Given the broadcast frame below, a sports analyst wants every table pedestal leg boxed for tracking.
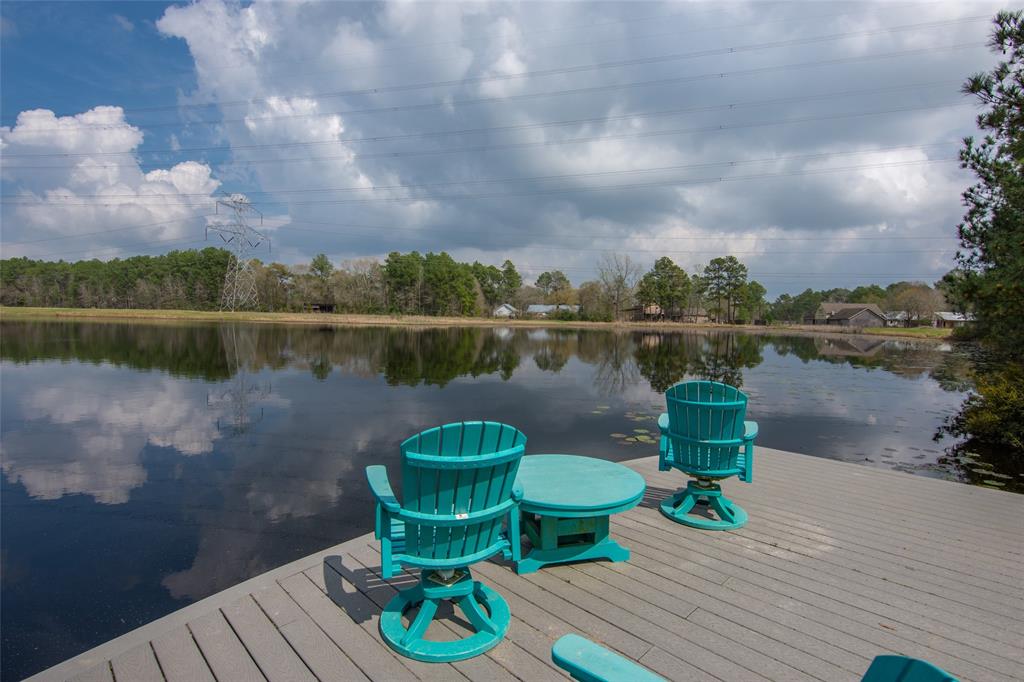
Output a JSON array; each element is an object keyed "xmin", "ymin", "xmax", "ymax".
[{"xmin": 515, "ymin": 513, "xmax": 630, "ymax": 575}]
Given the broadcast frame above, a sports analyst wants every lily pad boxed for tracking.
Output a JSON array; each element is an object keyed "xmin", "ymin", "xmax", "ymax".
[
  {"xmin": 610, "ymin": 433, "xmax": 628, "ymax": 438},
  {"xmin": 633, "ymin": 428, "xmax": 650, "ymax": 434}
]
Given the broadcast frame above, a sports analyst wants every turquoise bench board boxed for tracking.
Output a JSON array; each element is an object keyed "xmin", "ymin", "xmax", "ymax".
[
  {"xmin": 367, "ymin": 421, "xmax": 526, "ymax": 662},
  {"xmin": 513, "ymin": 455, "xmax": 645, "ymax": 574},
  {"xmin": 552, "ymin": 634, "xmax": 666, "ymax": 682},
  {"xmin": 552, "ymin": 635, "xmax": 958, "ymax": 682}
]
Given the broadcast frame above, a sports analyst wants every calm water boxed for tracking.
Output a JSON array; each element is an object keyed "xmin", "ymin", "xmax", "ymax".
[{"xmin": 0, "ymin": 320, "xmax": 1002, "ymax": 678}]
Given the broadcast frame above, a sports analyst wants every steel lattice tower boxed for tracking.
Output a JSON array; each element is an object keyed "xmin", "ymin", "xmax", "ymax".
[{"xmin": 208, "ymin": 194, "xmax": 269, "ymax": 311}]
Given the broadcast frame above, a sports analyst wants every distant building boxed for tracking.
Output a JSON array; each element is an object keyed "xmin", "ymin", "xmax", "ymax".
[
  {"xmin": 624, "ymin": 304, "xmax": 710, "ymax": 323},
  {"xmin": 933, "ymin": 311, "xmax": 975, "ymax": 328},
  {"xmin": 492, "ymin": 303, "xmax": 518, "ymax": 318},
  {"xmin": 885, "ymin": 310, "xmax": 932, "ymax": 328},
  {"xmin": 525, "ymin": 304, "xmax": 579, "ymax": 318},
  {"xmin": 885, "ymin": 310, "xmax": 909, "ymax": 327},
  {"xmin": 809, "ymin": 303, "xmax": 887, "ymax": 328}
]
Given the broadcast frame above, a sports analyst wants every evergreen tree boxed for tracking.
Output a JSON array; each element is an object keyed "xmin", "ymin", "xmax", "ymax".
[{"xmin": 943, "ymin": 10, "xmax": 1024, "ymax": 359}]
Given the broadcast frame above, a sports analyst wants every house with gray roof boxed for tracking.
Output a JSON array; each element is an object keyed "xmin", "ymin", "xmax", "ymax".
[{"xmin": 808, "ymin": 302, "xmax": 887, "ymax": 328}]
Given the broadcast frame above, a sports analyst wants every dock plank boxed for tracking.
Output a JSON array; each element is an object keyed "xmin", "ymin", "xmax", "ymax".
[
  {"xmin": 151, "ymin": 628, "xmax": 215, "ymax": 682},
  {"xmin": 110, "ymin": 643, "xmax": 163, "ymax": 682},
  {"xmin": 29, "ymin": 449, "xmax": 1024, "ymax": 682},
  {"xmin": 250, "ymin": 583, "xmax": 369, "ymax": 682},
  {"xmin": 188, "ymin": 610, "xmax": 266, "ymax": 682},
  {"xmin": 278, "ymin": 571, "xmax": 418, "ymax": 682},
  {"xmin": 221, "ymin": 595, "xmax": 316, "ymax": 682},
  {"xmin": 68, "ymin": 663, "xmax": 113, "ymax": 682}
]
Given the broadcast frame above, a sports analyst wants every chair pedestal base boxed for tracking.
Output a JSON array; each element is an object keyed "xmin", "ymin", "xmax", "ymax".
[
  {"xmin": 379, "ymin": 569, "xmax": 510, "ymax": 662},
  {"xmin": 660, "ymin": 479, "xmax": 748, "ymax": 530}
]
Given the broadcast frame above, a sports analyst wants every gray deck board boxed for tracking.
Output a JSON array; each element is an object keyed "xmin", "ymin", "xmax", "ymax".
[
  {"xmin": 615, "ymin": 514, "xmax": 1024, "ymax": 653},
  {"xmin": 109, "ymin": 644, "xmax": 163, "ymax": 682},
  {"xmin": 150, "ymin": 629, "xmax": 215, "ymax": 682},
  {"xmin": 29, "ymin": 448, "xmax": 1024, "ymax": 682}
]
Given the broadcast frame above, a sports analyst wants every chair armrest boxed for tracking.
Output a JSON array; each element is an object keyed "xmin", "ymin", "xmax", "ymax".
[
  {"xmin": 657, "ymin": 412, "xmax": 669, "ymax": 433},
  {"xmin": 743, "ymin": 420, "xmax": 758, "ymax": 441},
  {"xmin": 365, "ymin": 465, "xmax": 400, "ymax": 512},
  {"xmin": 552, "ymin": 634, "xmax": 666, "ymax": 682},
  {"xmin": 512, "ymin": 480, "xmax": 524, "ymax": 502}
]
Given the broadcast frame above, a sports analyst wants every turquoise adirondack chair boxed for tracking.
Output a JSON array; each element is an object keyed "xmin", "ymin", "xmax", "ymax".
[
  {"xmin": 552, "ymin": 636, "xmax": 958, "ymax": 682},
  {"xmin": 366, "ymin": 421, "xmax": 526, "ymax": 662},
  {"xmin": 657, "ymin": 380, "xmax": 757, "ymax": 530},
  {"xmin": 861, "ymin": 655, "xmax": 958, "ymax": 682}
]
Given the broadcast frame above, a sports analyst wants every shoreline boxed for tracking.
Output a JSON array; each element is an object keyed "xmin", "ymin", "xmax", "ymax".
[{"xmin": 0, "ymin": 306, "xmax": 953, "ymax": 342}]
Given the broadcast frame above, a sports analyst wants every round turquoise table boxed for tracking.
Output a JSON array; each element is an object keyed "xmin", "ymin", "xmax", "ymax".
[{"xmin": 513, "ymin": 454, "xmax": 646, "ymax": 575}]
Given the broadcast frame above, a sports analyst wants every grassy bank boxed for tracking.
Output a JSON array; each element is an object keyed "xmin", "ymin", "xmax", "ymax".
[{"xmin": 0, "ymin": 307, "xmax": 953, "ymax": 340}]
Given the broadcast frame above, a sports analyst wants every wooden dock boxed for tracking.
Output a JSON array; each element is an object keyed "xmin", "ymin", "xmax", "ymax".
[{"xmin": 29, "ymin": 448, "xmax": 1024, "ymax": 682}]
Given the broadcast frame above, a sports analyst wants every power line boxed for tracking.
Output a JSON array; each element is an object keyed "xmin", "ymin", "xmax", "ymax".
[
  {"xmin": 1, "ymin": 80, "xmax": 961, "ymax": 159},
  {"xmin": 1, "ymin": 156, "xmax": 962, "ymax": 210},
  {"xmin": 274, "ymin": 225, "xmax": 956, "ymax": 256},
  {"xmin": 178, "ymin": 6, "xmax": 858, "ymax": 82},
  {"xmin": 160, "ymin": 11, "xmax": 972, "ymax": 104},
  {"xmin": 4, "ymin": 142, "xmax": 959, "ymax": 199},
  {"xmin": 0, "ymin": 215, "xmax": 212, "ymax": 245},
  {"xmin": 5, "ymin": 237, "xmax": 210, "ymax": 260},
  {"xmin": 3, "ymin": 41, "xmax": 983, "ymax": 134},
  {"xmin": 2, "ymin": 100, "xmax": 970, "ymax": 173},
  {"xmin": 281, "ymin": 219, "xmax": 959, "ymax": 243},
  {"xmin": 189, "ymin": 2, "xmax": 821, "ymax": 75}
]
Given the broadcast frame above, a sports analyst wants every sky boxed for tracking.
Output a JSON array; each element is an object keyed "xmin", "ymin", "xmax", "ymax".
[{"xmin": 0, "ymin": 0, "xmax": 1006, "ymax": 296}]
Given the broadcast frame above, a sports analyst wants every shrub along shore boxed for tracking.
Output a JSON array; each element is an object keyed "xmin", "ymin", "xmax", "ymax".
[{"xmin": 0, "ymin": 306, "xmax": 953, "ymax": 341}]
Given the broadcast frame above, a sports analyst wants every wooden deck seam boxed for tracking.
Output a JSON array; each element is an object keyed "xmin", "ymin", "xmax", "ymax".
[
  {"xmin": 722, "ymin": 520, "xmax": 1024, "ymax": 623},
  {"xmin": 181, "ymin": 624, "xmax": 216, "ymax": 682},
  {"xmin": 216, "ymin": 604, "xmax": 273, "ymax": 681},
  {"xmin": 615, "ymin": 521, "xmax": 1024, "ymax": 673},
  {"xmin": 731, "ymin": 490, "xmax": 1024, "ymax": 565},
  {"xmin": 724, "ymin": 503, "xmax": 1024, "ymax": 593},
  {"xmin": 554, "ymin": 564, "xmax": 842, "ymax": 682},
  {"xmin": 587, "ymin": 557, "xmax": 876, "ymax": 676},
  {"xmin": 616, "ymin": 511, "xmax": 1024, "ymax": 642},
  {"xmin": 639, "ymin": 470, "xmax": 1024, "ymax": 575},
  {"xmin": 632, "ymin": 450, "xmax": 1022, "ymax": 531},
  {"xmin": 729, "ymin": 483, "xmax": 1024, "ymax": 568},
  {"xmin": 641, "ymin": 464, "xmax": 1023, "ymax": 546},
  {"xmin": 727, "ymin": 464, "xmax": 1023, "ymax": 538},
  {"xmin": 619, "ymin": 528, "xmax": 1021, "ymax": 680},
  {"xmin": 146, "ymin": 642, "xmax": 167, "ymax": 682},
  {"xmin": 537, "ymin": 565, "xmax": 774, "ymax": 681}
]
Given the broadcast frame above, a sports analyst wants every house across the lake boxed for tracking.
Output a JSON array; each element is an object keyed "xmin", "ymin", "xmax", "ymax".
[
  {"xmin": 933, "ymin": 311, "xmax": 975, "ymax": 328},
  {"xmin": 525, "ymin": 304, "xmax": 579, "ymax": 318},
  {"xmin": 808, "ymin": 303, "xmax": 887, "ymax": 328},
  {"xmin": 492, "ymin": 303, "xmax": 518, "ymax": 318},
  {"xmin": 624, "ymin": 304, "xmax": 710, "ymax": 323}
]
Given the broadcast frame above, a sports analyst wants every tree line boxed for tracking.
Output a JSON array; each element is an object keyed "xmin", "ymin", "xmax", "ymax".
[{"xmin": 1, "ymin": 247, "xmax": 954, "ymax": 325}]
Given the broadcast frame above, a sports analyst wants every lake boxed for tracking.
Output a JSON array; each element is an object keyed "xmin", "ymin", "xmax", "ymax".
[{"xmin": 0, "ymin": 319, "xmax": 1001, "ymax": 679}]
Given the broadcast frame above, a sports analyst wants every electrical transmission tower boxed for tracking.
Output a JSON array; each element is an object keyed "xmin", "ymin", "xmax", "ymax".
[{"xmin": 207, "ymin": 194, "xmax": 269, "ymax": 311}]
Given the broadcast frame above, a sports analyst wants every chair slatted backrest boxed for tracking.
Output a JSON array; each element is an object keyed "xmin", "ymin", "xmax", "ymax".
[
  {"xmin": 665, "ymin": 381, "xmax": 748, "ymax": 474},
  {"xmin": 400, "ymin": 421, "xmax": 525, "ymax": 562}
]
